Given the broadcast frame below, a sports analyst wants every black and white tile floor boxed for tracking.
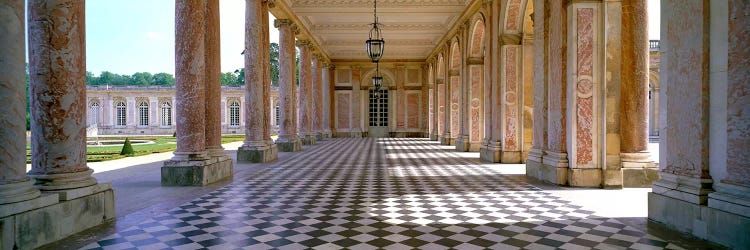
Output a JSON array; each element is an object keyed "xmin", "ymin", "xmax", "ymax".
[{"xmin": 82, "ymin": 138, "xmax": 687, "ymax": 250}]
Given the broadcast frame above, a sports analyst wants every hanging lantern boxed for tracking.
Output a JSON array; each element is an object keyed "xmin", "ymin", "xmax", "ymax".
[
  {"xmin": 372, "ymin": 63, "xmax": 383, "ymax": 90},
  {"xmin": 365, "ymin": 0, "xmax": 384, "ymax": 62}
]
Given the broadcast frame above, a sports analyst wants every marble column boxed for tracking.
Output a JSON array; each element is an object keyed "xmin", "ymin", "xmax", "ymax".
[
  {"xmin": 540, "ymin": 0, "xmax": 569, "ymax": 185},
  {"xmin": 312, "ymin": 54, "xmax": 324, "ymax": 141},
  {"xmin": 440, "ymin": 45, "xmax": 453, "ymax": 145},
  {"xmin": 204, "ymin": 0, "xmax": 225, "ymax": 158},
  {"xmin": 27, "ymin": 0, "xmax": 97, "ymax": 190},
  {"xmin": 274, "ymin": 19, "xmax": 302, "ymax": 151},
  {"xmin": 0, "ymin": 0, "xmax": 41, "ymax": 204},
  {"xmin": 297, "ymin": 40, "xmax": 316, "ymax": 145},
  {"xmin": 456, "ymin": 22, "xmax": 471, "ymax": 152},
  {"xmin": 261, "ymin": 1, "xmax": 274, "ymax": 146},
  {"xmin": 237, "ymin": 0, "xmax": 278, "ymax": 162},
  {"xmin": 526, "ymin": 0, "xmax": 548, "ymax": 177},
  {"xmin": 162, "ymin": 0, "xmax": 233, "ymax": 186},
  {"xmin": 707, "ymin": 0, "xmax": 750, "ymax": 243},
  {"xmin": 618, "ymin": 0, "xmax": 657, "ymax": 186},
  {"xmin": 350, "ymin": 66, "xmax": 363, "ymax": 137},
  {"xmin": 322, "ymin": 63, "xmax": 332, "ymax": 138}
]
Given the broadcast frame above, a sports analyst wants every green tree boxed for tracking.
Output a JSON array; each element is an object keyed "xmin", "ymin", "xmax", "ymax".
[
  {"xmin": 130, "ymin": 72, "xmax": 153, "ymax": 85},
  {"xmin": 152, "ymin": 73, "xmax": 175, "ymax": 85},
  {"xmin": 98, "ymin": 71, "xmax": 115, "ymax": 85},
  {"xmin": 233, "ymin": 68, "xmax": 245, "ymax": 86},
  {"xmin": 270, "ymin": 42, "xmax": 279, "ymax": 86},
  {"xmin": 220, "ymin": 71, "xmax": 238, "ymax": 86},
  {"xmin": 86, "ymin": 71, "xmax": 98, "ymax": 85},
  {"xmin": 120, "ymin": 138, "xmax": 134, "ymax": 156}
]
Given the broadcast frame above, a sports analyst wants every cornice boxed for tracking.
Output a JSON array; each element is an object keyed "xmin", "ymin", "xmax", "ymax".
[{"xmin": 290, "ymin": 0, "xmax": 466, "ymax": 7}]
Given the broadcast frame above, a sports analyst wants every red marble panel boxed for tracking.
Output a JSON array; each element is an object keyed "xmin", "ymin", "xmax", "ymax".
[
  {"xmin": 505, "ymin": 0, "xmax": 522, "ymax": 31},
  {"xmin": 725, "ymin": 0, "xmax": 750, "ymax": 186},
  {"xmin": 438, "ymin": 85, "xmax": 445, "ymax": 134},
  {"xmin": 450, "ymin": 76, "xmax": 460, "ymax": 136},
  {"xmin": 407, "ymin": 93, "xmax": 419, "ymax": 128},
  {"xmin": 504, "ymin": 47, "xmax": 519, "ymax": 151},
  {"xmin": 429, "ymin": 91, "xmax": 434, "ymax": 133},
  {"xmin": 337, "ymin": 92, "xmax": 350, "ymax": 129},
  {"xmin": 471, "ymin": 22, "xmax": 485, "ymax": 57},
  {"xmin": 470, "ymin": 65, "xmax": 482, "ymax": 143},
  {"xmin": 397, "ymin": 92, "xmax": 405, "ymax": 128},
  {"xmin": 575, "ymin": 8, "xmax": 594, "ymax": 165}
]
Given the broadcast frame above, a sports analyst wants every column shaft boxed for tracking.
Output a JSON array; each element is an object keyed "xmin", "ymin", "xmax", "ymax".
[
  {"xmin": 0, "ymin": 0, "xmax": 41, "ymax": 203},
  {"xmin": 205, "ymin": 0, "xmax": 224, "ymax": 156},
  {"xmin": 173, "ymin": 0, "xmax": 207, "ymax": 159},
  {"xmin": 243, "ymin": 0, "xmax": 265, "ymax": 145},
  {"xmin": 322, "ymin": 64, "xmax": 331, "ymax": 138},
  {"xmin": 312, "ymin": 56, "xmax": 323, "ymax": 140},
  {"xmin": 274, "ymin": 19, "xmax": 302, "ymax": 151},
  {"xmin": 620, "ymin": 0, "xmax": 649, "ymax": 153},
  {"xmin": 261, "ymin": 2, "xmax": 272, "ymax": 143},
  {"xmin": 297, "ymin": 41, "xmax": 315, "ymax": 144},
  {"xmin": 28, "ymin": 0, "xmax": 97, "ymax": 190}
]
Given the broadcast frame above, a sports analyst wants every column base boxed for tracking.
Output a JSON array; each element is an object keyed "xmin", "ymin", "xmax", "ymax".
[
  {"xmin": 652, "ymin": 172, "xmax": 713, "ymax": 204},
  {"xmin": 500, "ymin": 151, "xmax": 522, "ymax": 163},
  {"xmin": 568, "ymin": 168, "xmax": 602, "ymax": 187},
  {"xmin": 455, "ymin": 135, "xmax": 470, "ymax": 152},
  {"xmin": 315, "ymin": 132, "xmax": 324, "ymax": 141},
  {"xmin": 525, "ymin": 148, "xmax": 544, "ymax": 179},
  {"xmin": 300, "ymin": 134, "xmax": 317, "ymax": 145},
  {"xmin": 649, "ymin": 191, "xmax": 750, "ymax": 249},
  {"xmin": 28, "ymin": 169, "xmax": 98, "ymax": 191},
  {"xmin": 323, "ymin": 129, "xmax": 332, "ymax": 139},
  {"xmin": 161, "ymin": 156, "xmax": 234, "ymax": 186},
  {"xmin": 275, "ymin": 136, "xmax": 302, "ymax": 152},
  {"xmin": 0, "ymin": 179, "xmax": 41, "ymax": 204},
  {"xmin": 1, "ymin": 184, "xmax": 114, "ymax": 250},
  {"xmin": 439, "ymin": 134, "xmax": 454, "ymax": 145},
  {"xmin": 480, "ymin": 142, "xmax": 501, "ymax": 163},
  {"xmin": 430, "ymin": 133, "xmax": 438, "ymax": 141},
  {"xmin": 539, "ymin": 151, "xmax": 569, "ymax": 185},
  {"xmin": 237, "ymin": 143, "xmax": 278, "ymax": 163},
  {"xmin": 351, "ymin": 129, "xmax": 362, "ymax": 138},
  {"xmin": 621, "ymin": 152, "xmax": 659, "ymax": 187}
]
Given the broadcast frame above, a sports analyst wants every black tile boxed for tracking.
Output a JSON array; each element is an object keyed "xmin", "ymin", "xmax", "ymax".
[
  {"xmin": 502, "ymin": 238, "xmax": 532, "ymax": 248},
  {"xmin": 569, "ymin": 238, "xmax": 600, "ymax": 247},
  {"xmin": 197, "ymin": 238, "xmax": 227, "ymax": 247}
]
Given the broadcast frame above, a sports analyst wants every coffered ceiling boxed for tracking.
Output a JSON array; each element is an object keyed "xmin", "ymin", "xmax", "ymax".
[{"xmin": 283, "ymin": 0, "xmax": 471, "ymax": 61}]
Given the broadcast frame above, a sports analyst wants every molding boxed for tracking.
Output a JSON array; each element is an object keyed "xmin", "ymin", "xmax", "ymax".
[
  {"xmin": 290, "ymin": 0, "xmax": 466, "ymax": 7},
  {"xmin": 313, "ymin": 24, "xmax": 446, "ymax": 31}
]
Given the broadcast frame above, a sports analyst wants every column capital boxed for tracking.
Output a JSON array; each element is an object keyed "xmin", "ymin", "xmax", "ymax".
[
  {"xmin": 499, "ymin": 33, "xmax": 522, "ymax": 46},
  {"xmin": 482, "ymin": 0, "xmax": 493, "ymax": 8},
  {"xmin": 274, "ymin": 19, "xmax": 293, "ymax": 28},
  {"xmin": 296, "ymin": 39, "xmax": 311, "ymax": 48},
  {"xmin": 264, "ymin": 0, "xmax": 276, "ymax": 8}
]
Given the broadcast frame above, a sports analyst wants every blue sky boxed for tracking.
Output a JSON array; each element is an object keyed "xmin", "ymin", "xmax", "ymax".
[{"xmin": 28, "ymin": 0, "xmax": 660, "ymax": 76}]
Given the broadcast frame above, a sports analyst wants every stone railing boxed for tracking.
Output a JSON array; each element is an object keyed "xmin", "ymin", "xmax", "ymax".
[{"xmin": 649, "ymin": 40, "xmax": 660, "ymax": 50}]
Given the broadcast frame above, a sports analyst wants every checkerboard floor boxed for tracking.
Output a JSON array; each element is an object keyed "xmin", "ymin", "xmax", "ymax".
[{"xmin": 81, "ymin": 138, "xmax": 688, "ymax": 250}]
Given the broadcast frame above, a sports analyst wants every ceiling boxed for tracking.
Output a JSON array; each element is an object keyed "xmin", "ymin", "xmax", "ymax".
[{"xmin": 283, "ymin": 0, "xmax": 471, "ymax": 61}]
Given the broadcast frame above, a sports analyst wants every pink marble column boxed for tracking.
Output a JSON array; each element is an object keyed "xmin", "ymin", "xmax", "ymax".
[
  {"xmin": 274, "ymin": 19, "xmax": 302, "ymax": 151},
  {"xmin": 243, "ymin": 0, "xmax": 268, "ymax": 146},
  {"xmin": 651, "ymin": 0, "xmax": 712, "ymax": 204},
  {"xmin": 0, "ymin": 0, "xmax": 41, "ymax": 203},
  {"xmin": 261, "ymin": 1, "xmax": 273, "ymax": 145},
  {"xmin": 297, "ymin": 40, "xmax": 315, "ymax": 145},
  {"xmin": 351, "ymin": 67, "xmax": 363, "ymax": 137},
  {"xmin": 204, "ymin": 0, "xmax": 224, "ymax": 157},
  {"xmin": 238, "ymin": 0, "xmax": 278, "ymax": 161},
  {"xmin": 312, "ymin": 55, "xmax": 324, "ymax": 140},
  {"xmin": 541, "ymin": 0, "xmax": 569, "ymax": 185},
  {"xmin": 27, "ymin": 0, "xmax": 97, "ymax": 190},
  {"xmin": 620, "ymin": 0, "xmax": 651, "ymax": 163},
  {"xmin": 322, "ymin": 63, "xmax": 332, "ymax": 138},
  {"xmin": 172, "ymin": 0, "xmax": 207, "ymax": 160},
  {"xmin": 526, "ymin": 0, "xmax": 548, "ymax": 176}
]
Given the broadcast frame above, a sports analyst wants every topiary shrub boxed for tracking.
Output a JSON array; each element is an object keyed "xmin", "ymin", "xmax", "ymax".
[{"xmin": 120, "ymin": 137, "xmax": 135, "ymax": 156}]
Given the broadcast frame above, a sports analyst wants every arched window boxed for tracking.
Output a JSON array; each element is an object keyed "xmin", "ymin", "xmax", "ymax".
[
  {"xmin": 161, "ymin": 102, "xmax": 172, "ymax": 126},
  {"xmin": 115, "ymin": 101, "xmax": 126, "ymax": 126},
  {"xmin": 138, "ymin": 101, "xmax": 149, "ymax": 127},
  {"xmin": 229, "ymin": 101, "xmax": 240, "ymax": 127},
  {"xmin": 90, "ymin": 102, "xmax": 99, "ymax": 126}
]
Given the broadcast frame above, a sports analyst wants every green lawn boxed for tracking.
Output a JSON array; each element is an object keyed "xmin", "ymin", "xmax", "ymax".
[{"xmin": 26, "ymin": 135, "xmax": 246, "ymax": 163}]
